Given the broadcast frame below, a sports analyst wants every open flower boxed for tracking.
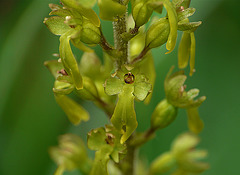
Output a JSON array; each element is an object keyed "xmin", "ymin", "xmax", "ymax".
[
  {"xmin": 104, "ymin": 66, "xmax": 151, "ymax": 143},
  {"xmin": 49, "ymin": 134, "xmax": 92, "ymax": 175},
  {"xmin": 164, "ymin": 67, "xmax": 206, "ymax": 134}
]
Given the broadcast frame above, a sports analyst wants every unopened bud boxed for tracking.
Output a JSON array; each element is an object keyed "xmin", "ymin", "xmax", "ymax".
[
  {"xmin": 151, "ymin": 99, "xmax": 178, "ymax": 130},
  {"xmin": 132, "ymin": 1, "xmax": 153, "ymax": 27},
  {"xmin": 80, "ymin": 21, "xmax": 101, "ymax": 44},
  {"xmin": 145, "ymin": 18, "xmax": 170, "ymax": 49}
]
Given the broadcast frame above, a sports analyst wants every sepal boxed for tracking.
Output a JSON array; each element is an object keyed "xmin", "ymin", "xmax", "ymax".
[
  {"xmin": 54, "ymin": 94, "xmax": 89, "ymax": 125},
  {"xmin": 43, "ymin": 16, "xmax": 71, "ymax": 35}
]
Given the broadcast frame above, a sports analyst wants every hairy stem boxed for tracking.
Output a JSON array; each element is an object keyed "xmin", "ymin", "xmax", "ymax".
[{"xmin": 113, "ymin": 0, "xmax": 128, "ymax": 68}]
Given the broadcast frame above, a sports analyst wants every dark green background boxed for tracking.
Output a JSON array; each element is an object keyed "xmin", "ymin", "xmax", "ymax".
[{"xmin": 0, "ymin": 0, "xmax": 239, "ymax": 175}]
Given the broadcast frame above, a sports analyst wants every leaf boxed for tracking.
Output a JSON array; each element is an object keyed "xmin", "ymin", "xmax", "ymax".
[
  {"xmin": 186, "ymin": 107, "xmax": 204, "ymax": 134},
  {"xmin": 44, "ymin": 60, "xmax": 64, "ymax": 79},
  {"xmin": 98, "ymin": 0, "xmax": 126, "ymax": 21},
  {"xmin": 178, "ymin": 32, "xmax": 191, "ymax": 69},
  {"xmin": 54, "ymin": 94, "xmax": 89, "ymax": 125},
  {"xmin": 111, "ymin": 85, "xmax": 138, "ymax": 144},
  {"xmin": 164, "ymin": 0, "xmax": 178, "ymax": 54},
  {"xmin": 43, "ymin": 16, "xmax": 71, "ymax": 35},
  {"xmin": 60, "ymin": 32, "xmax": 83, "ymax": 89}
]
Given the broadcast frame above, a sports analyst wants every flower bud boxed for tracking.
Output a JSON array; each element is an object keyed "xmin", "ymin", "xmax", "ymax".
[
  {"xmin": 151, "ymin": 99, "xmax": 178, "ymax": 130},
  {"xmin": 145, "ymin": 18, "xmax": 170, "ymax": 49},
  {"xmin": 80, "ymin": 20, "xmax": 101, "ymax": 44},
  {"xmin": 132, "ymin": 0, "xmax": 153, "ymax": 27},
  {"xmin": 98, "ymin": 0, "xmax": 126, "ymax": 21}
]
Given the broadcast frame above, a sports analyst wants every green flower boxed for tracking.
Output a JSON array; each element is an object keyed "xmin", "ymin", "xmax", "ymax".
[
  {"xmin": 87, "ymin": 125, "xmax": 127, "ymax": 175},
  {"xmin": 149, "ymin": 132, "xmax": 209, "ymax": 175},
  {"xmin": 49, "ymin": 134, "xmax": 92, "ymax": 175},
  {"xmin": 104, "ymin": 67, "xmax": 151, "ymax": 143},
  {"xmin": 44, "ymin": 59, "xmax": 90, "ymax": 125},
  {"xmin": 164, "ymin": 67, "xmax": 206, "ymax": 134}
]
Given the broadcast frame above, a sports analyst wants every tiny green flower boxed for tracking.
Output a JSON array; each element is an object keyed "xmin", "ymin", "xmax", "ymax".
[
  {"xmin": 171, "ymin": 133, "xmax": 209, "ymax": 174},
  {"xmin": 49, "ymin": 134, "xmax": 91, "ymax": 175},
  {"xmin": 104, "ymin": 67, "xmax": 151, "ymax": 143},
  {"xmin": 164, "ymin": 67, "xmax": 206, "ymax": 133},
  {"xmin": 149, "ymin": 132, "xmax": 209, "ymax": 175},
  {"xmin": 87, "ymin": 126, "xmax": 126, "ymax": 174}
]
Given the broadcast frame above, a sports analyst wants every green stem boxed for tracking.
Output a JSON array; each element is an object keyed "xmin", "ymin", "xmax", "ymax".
[{"xmin": 113, "ymin": 0, "xmax": 128, "ymax": 68}]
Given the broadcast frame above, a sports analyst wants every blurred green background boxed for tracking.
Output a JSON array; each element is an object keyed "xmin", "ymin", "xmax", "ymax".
[{"xmin": 0, "ymin": 0, "xmax": 240, "ymax": 175}]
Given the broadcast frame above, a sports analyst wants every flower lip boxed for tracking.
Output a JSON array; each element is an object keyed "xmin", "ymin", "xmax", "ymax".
[{"xmin": 124, "ymin": 72, "xmax": 135, "ymax": 84}]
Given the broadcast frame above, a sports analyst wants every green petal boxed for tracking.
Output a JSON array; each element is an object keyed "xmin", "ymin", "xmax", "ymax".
[
  {"xmin": 189, "ymin": 32, "xmax": 196, "ymax": 76},
  {"xmin": 177, "ymin": 8, "xmax": 196, "ymax": 21},
  {"xmin": 137, "ymin": 52, "xmax": 156, "ymax": 104},
  {"xmin": 54, "ymin": 166, "xmax": 65, "ymax": 175},
  {"xmin": 44, "ymin": 60, "xmax": 64, "ymax": 79},
  {"xmin": 104, "ymin": 77, "xmax": 124, "ymax": 96},
  {"xmin": 181, "ymin": 0, "xmax": 191, "ymax": 9},
  {"xmin": 98, "ymin": 0, "xmax": 126, "ymax": 21},
  {"xmin": 49, "ymin": 3, "xmax": 62, "ymax": 11},
  {"xmin": 186, "ymin": 107, "xmax": 204, "ymax": 134},
  {"xmin": 164, "ymin": 0, "xmax": 178, "ymax": 54},
  {"xmin": 178, "ymin": 32, "xmax": 191, "ymax": 69},
  {"xmin": 43, "ymin": 16, "xmax": 71, "ymax": 35},
  {"xmin": 60, "ymin": 32, "xmax": 83, "ymax": 89},
  {"xmin": 49, "ymin": 9, "xmax": 72, "ymax": 17},
  {"xmin": 90, "ymin": 145, "xmax": 113, "ymax": 175},
  {"xmin": 61, "ymin": 0, "xmax": 100, "ymax": 27},
  {"xmin": 53, "ymin": 80, "xmax": 74, "ymax": 95},
  {"xmin": 54, "ymin": 94, "xmax": 89, "ymax": 125},
  {"xmin": 87, "ymin": 127, "xmax": 107, "ymax": 150},
  {"xmin": 178, "ymin": 21, "xmax": 202, "ymax": 32},
  {"xmin": 75, "ymin": 76, "xmax": 99, "ymax": 101},
  {"xmin": 71, "ymin": 38, "xmax": 94, "ymax": 53},
  {"xmin": 74, "ymin": 0, "xmax": 97, "ymax": 8},
  {"xmin": 150, "ymin": 152, "xmax": 176, "ymax": 175},
  {"xmin": 111, "ymin": 85, "xmax": 138, "ymax": 144},
  {"xmin": 134, "ymin": 74, "xmax": 152, "ymax": 101}
]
